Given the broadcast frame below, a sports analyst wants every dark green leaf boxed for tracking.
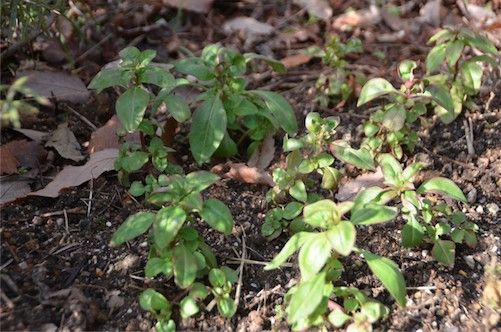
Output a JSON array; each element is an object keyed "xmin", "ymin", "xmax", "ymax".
[
  {"xmin": 251, "ymin": 90, "xmax": 297, "ymax": 134},
  {"xmin": 116, "ymin": 87, "xmax": 150, "ymax": 132},
  {"xmin": 244, "ymin": 53, "xmax": 286, "ymax": 74},
  {"xmin": 88, "ymin": 68, "xmax": 131, "ymax": 93},
  {"xmin": 401, "ymin": 218, "xmax": 424, "ymax": 247},
  {"xmin": 122, "ymin": 151, "xmax": 149, "ymax": 173},
  {"xmin": 145, "ymin": 257, "xmax": 172, "ymax": 278},
  {"xmin": 351, "ymin": 204, "xmax": 398, "ymax": 225},
  {"xmin": 446, "ymin": 40, "xmax": 464, "ymax": 67},
  {"xmin": 462, "ymin": 31, "xmax": 498, "ymax": 54},
  {"xmin": 188, "ymin": 94, "xmax": 227, "ymax": 164},
  {"xmin": 357, "ymin": 78, "xmax": 397, "ymax": 106},
  {"xmin": 153, "ymin": 207, "xmax": 186, "ymax": 249},
  {"xmin": 140, "ymin": 66, "xmax": 176, "ymax": 88},
  {"xmin": 174, "ymin": 58, "xmax": 214, "ymax": 80},
  {"xmin": 426, "ymin": 43, "xmax": 447, "ymax": 73},
  {"xmin": 283, "ymin": 202, "xmax": 303, "ymax": 220},
  {"xmin": 331, "ymin": 143, "xmax": 375, "ymax": 170},
  {"xmin": 189, "ymin": 282, "xmax": 209, "ymax": 300},
  {"xmin": 110, "ymin": 212, "xmax": 155, "ymax": 246},
  {"xmin": 173, "ymin": 244, "xmax": 198, "ymax": 288},
  {"xmin": 431, "ymin": 240, "xmax": 455, "ymax": 267},
  {"xmin": 362, "ymin": 251, "xmax": 407, "ymax": 307},
  {"xmin": 164, "ymin": 94, "xmax": 190, "ymax": 122},
  {"xmin": 417, "ymin": 177, "xmax": 467, "ymax": 203},
  {"xmin": 200, "ymin": 198, "xmax": 234, "ymax": 234},
  {"xmin": 426, "ymin": 84, "xmax": 454, "ymax": 115}
]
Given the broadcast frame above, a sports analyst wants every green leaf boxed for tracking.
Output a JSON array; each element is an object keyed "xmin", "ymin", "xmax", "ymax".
[
  {"xmin": 426, "ymin": 84, "xmax": 454, "ymax": 115},
  {"xmin": 185, "ymin": 171, "xmax": 220, "ymax": 192},
  {"xmin": 110, "ymin": 212, "xmax": 155, "ymax": 246},
  {"xmin": 189, "ymin": 283, "xmax": 209, "ymax": 300},
  {"xmin": 265, "ymin": 232, "xmax": 315, "ymax": 269},
  {"xmin": 351, "ymin": 204, "xmax": 398, "ymax": 225},
  {"xmin": 328, "ymin": 308, "xmax": 351, "ymax": 328},
  {"xmin": 286, "ymin": 273, "xmax": 326, "ymax": 323},
  {"xmin": 432, "ymin": 240, "xmax": 455, "ymax": 267},
  {"xmin": 153, "ymin": 207, "xmax": 186, "ymax": 249},
  {"xmin": 401, "ymin": 218, "xmax": 424, "ymax": 247},
  {"xmin": 417, "ymin": 177, "xmax": 467, "ymax": 203},
  {"xmin": 289, "ymin": 180, "xmax": 307, "ymax": 202},
  {"xmin": 88, "ymin": 68, "xmax": 131, "ymax": 93},
  {"xmin": 298, "ymin": 233, "xmax": 331, "ymax": 280},
  {"xmin": 173, "ymin": 244, "xmax": 198, "ymax": 288},
  {"xmin": 357, "ymin": 78, "xmax": 397, "ymax": 106},
  {"xmin": 122, "ymin": 151, "xmax": 149, "ymax": 173},
  {"xmin": 303, "ymin": 199, "xmax": 338, "ymax": 228},
  {"xmin": 326, "ymin": 221, "xmax": 355, "ymax": 256},
  {"xmin": 155, "ymin": 320, "xmax": 175, "ymax": 332},
  {"xmin": 244, "ymin": 53, "xmax": 286, "ymax": 74},
  {"xmin": 378, "ymin": 153, "xmax": 403, "ymax": 186},
  {"xmin": 164, "ymin": 94, "xmax": 191, "ymax": 123},
  {"xmin": 180, "ymin": 296, "xmax": 199, "ymax": 319},
  {"xmin": 361, "ymin": 301, "xmax": 389, "ymax": 323},
  {"xmin": 217, "ymin": 297, "xmax": 237, "ymax": 318},
  {"xmin": 362, "ymin": 251, "xmax": 407, "ymax": 307},
  {"xmin": 352, "ymin": 187, "xmax": 386, "ymax": 214},
  {"xmin": 461, "ymin": 61, "xmax": 483, "ymax": 92},
  {"xmin": 174, "ymin": 58, "xmax": 214, "ymax": 80},
  {"xmin": 283, "ymin": 202, "xmax": 303, "ymax": 220},
  {"xmin": 129, "ymin": 181, "xmax": 145, "ymax": 196},
  {"xmin": 446, "ymin": 40, "xmax": 464, "ymax": 67},
  {"xmin": 215, "ymin": 131, "xmax": 237, "ymax": 158},
  {"xmin": 398, "ymin": 60, "xmax": 417, "ymax": 81},
  {"xmin": 209, "ymin": 268, "xmax": 226, "ymax": 287},
  {"xmin": 251, "ymin": 90, "xmax": 297, "ymax": 134},
  {"xmin": 321, "ymin": 166, "xmax": 342, "ymax": 190},
  {"xmin": 145, "ymin": 257, "xmax": 172, "ymax": 278},
  {"xmin": 382, "ymin": 104, "xmax": 406, "ymax": 131},
  {"xmin": 119, "ymin": 47, "xmax": 141, "ymax": 61},
  {"xmin": 428, "ymin": 29, "xmax": 453, "ymax": 44},
  {"xmin": 200, "ymin": 198, "xmax": 234, "ymax": 235},
  {"xmin": 116, "ymin": 87, "xmax": 150, "ymax": 132},
  {"xmin": 462, "ymin": 30, "xmax": 498, "ymax": 54},
  {"xmin": 331, "ymin": 143, "xmax": 375, "ymax": 170},
  {"xmin": 426, "ymin": 43, "xmax": 447, "ymax": 73},
  {"xmin": 188, "ymin": 94, "xmax": 227, "ymax": 164},
  {"xmin": 139, "ymin": 288, "xmax": 170, "ymax": 314},
  {"xmin": 140, "ymin": 66, "xmax": 176, "ymax": 88}
]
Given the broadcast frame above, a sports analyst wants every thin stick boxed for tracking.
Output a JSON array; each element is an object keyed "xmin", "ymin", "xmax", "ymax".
[
  {"xmin": 41, "ymin": 207, "xmax": 85, "ymax": 217},
  {"xmin": 87, "ymin": 178, "xmax": 93, "ymax": 217},
  {"xmin": 463, "ymin": 119, "xmax": 475, "ymax": 156},
  {"xmin": 234, "ymin": 227, "xmax": 247, "ymax": 308},
  {"xmin": 226, "ymin": 257, "xmax": 294, "ymax": 268},
  {"xmin": 63, "ymin": 104, "xmax": 97, "ymax": 131},
  {"xmin": 63, "ymin": 209, "xmax": 69, "ymax": 234}
]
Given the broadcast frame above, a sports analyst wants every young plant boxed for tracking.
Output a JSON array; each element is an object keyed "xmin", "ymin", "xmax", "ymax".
[
  {"xmin": 110, "ymin": 171, "xmax": 237, "ymax": 330},
  {"xmin": 174, "ymin": 44, "xmax": 297, "ymax": 163},
  {"xmin": 307, "ymin": 35, "xmax": 365, "ymax": 108}
]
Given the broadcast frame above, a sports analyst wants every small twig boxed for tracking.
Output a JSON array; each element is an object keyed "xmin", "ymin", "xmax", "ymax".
[
  {"xmin": 407, "ymin": 286, "xmax": 437, "ymax": 290},
  {"xmin": 0, "ymin": 290, "xmax": 14, "ymax": 309},
  {"xmin": 87, "ymin": 178, "xmax": 93, "ymax": 218},
  {"xmin": 63, "ymin": 209, "xmax": 69, "ymax": 234},
  {"xmin": 226, "ymin": 257, "xmax": 294, "ymax": 268},
  {"xmin": 41, "ymin": 207, "xmax": 85, "ymax": 217},
  {"xmin": 463, "ymin": 119, "xmax": 475, "ymax": 156},
  {"xmin": 234, "ymin": 227, "xmax": 247, "ymax": 308},
  {"xmin": 63, "ymin": 104, "xmax": 97, "ymax": 131},
  {"xmin": 0, "ymin": 259, "xmax": 13, "ymax": 271},
  {"xmin": 484, "ymin": 91, "xmax": 495, "ymax": 112},
  {"xmin": 73, "ymin": 32, "xmax": 113, "ymax": 65}
]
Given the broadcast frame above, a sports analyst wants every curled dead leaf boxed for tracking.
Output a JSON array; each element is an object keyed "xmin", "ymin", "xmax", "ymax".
[
  {"xmin": 0, "ymin": 140, "xmax": 47, "ymax": 175},
  {"xmin": 335, "ymin": 168, "xmax": 384, "ymax": 201},
  {"xmin": 248, "ymin": 135, "xmax": 275, "ymax": 171},
  {"xmin": 223, "ymin": 17, "xmax": 274, "ymax": 37},
  {"xmin": 45, "ymin": 122, "xmax": 85, "ymax": 161},
  {"xmin": 281, "ymin": 54, "xmax": 313, "ymax": 69},
  {"xmin": 88, "ymin": 115, "xmax": 140, "ymax": 154},
  {"xmin": 211, "ymin": 163, "xmax": 275, "ymax": 187}
]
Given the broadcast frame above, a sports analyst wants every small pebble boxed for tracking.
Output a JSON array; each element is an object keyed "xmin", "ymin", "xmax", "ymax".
[
  {"xmin": 140, "ymin": 241, "xmax": 148, "ymax": 247},
  {"xmin": 467, "ymin": 188, "xmax": 477, "ymax": 203},
  {"xmin": 464, "ymin": 255, "xmax": 475, "ymax": 269},
  {"xmin": 18, "ymin": 261, "xmax": 28, "ymax": 270},
  {"xmin": 95, "ymin": 268, "xmax": 103, "ymax": 277},
  {"xmin": 106, "ymin": 221, "xmax": 112, "ymax": 227},
  {"xmin": 127, "ymin": 308, "xmax": 133, "ymax": 314},
  {"xmin": 250, "ymin": 282, "xmax": 258, "ymax": 289},
  {"xmin": 56, "ymin": 218, "xmax": 64, "ymax": 226},
  {"xmin": 32, "ymin": 216, "xmax": 43, "ymax": 225},
  {"xmin": 476, "ymin": 205, "xmax": 484, "ymax": 214},
  {"xmin": 486, "ymin": 203, "xmax": 499, "ymax": 215},
  {"xmin": 422, "ymin": 250, "xmax": 428, "ymax": 257}
]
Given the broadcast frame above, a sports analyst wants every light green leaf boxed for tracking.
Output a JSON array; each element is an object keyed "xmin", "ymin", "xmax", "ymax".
[
  {"xmin": 153, "ymin": 207, "xmax": 186, "ymax": 249},
  {"xmin": 428, "ymin": 29, "xmax": 454, "ymax": 44},
  {"xmin": 88, "ymin": 68, "xmax": 131, "ymax": 93},
  {"xmin": 283, "ymin": 202, "xmax": 303, "ymax": 220},
  {"xmin": 185, "ymin": 171, "xmax": 220, "ymax": 192},
  {"xmin": 173, "ymin": 244, "xmax": 198, "ymax": 288},
  {"xmin": 398, "ymin": 60, "xmax": 417, "ymax": 81},
  {"xmin": 446, "ymin": 40, "xmax": 464, "ymax": 67},
  {"xmin": 303, "ymin": 199, "xmax": 338, "ymax": 228},
  {"xmin": 362, "ymin": 251, "xmax": 407, "ymax": 307},
  {"xmin": 188, "ymin": 94, "xmax": 227, "ymax": 164},
  {"xmin": 145, "ymin": 257, "xmax": 172, "ymax": 278},
  {"xmin": 401, "ymin": 218, "xmax": 424, "ymax": 247},
  {"xmin": 426, "ymin": 43, "xmax": 447, "ymax": 73},
  {"xmin": 200, "ymin": 198, "xmax": 234, "ymax": 235},
  {"xmin": 174, "ymin": 58, "xmax": 214, "ymax": 80},
  {"xmin": 164, "ymin": 94, "xmax": 191, "ymax": 122},
  {"xmin": 116, "ymin": 87, "xmax": 150, "ymax": 132},
  {"xmin": 351, "ymin": 204, "xmax": 398, "ymax": 225},
  {"xmin": 331, "ymin": 143, "xmax": 375, "ymax": 170},
  {"xmin": 321, "ymin": 166, "xmax": 342, "ymax": 190},
  {"xmin": 110, "ymin": 212, "xmax": 155, "ymax": 246},
  {"xmin": 265, "ymin": 232, "xmax": 315, "ymax": 269},
  {"xmin": 139, "ymin": 288, "xmax": 170, "ymax": 314},
  {"xmin": 326, "ymin": 221, "xmax": 355, "ymax": 256},
  {"xmin": 357, "ymin": 78, "xmax": 397, "ymax": 106},
  {"xmin": 122, "ymin": 151, "xmax": 149, "ymax": 173},
  {"xmin": 432, "ymin": 240, "xmax": 455, "ymax": 267},
  {"xmin": 289, "ymin": 180, "xmax": 307, "ymax": 202},
  {"xmin": 217, "ymin": 297, "xmax": 237, "ymax": 318},
  {"xmin": 251, "ymin": 90, "xmax": 297, "ymax": 134},
  {"xmin": 382, "ymin": 104, "xmax": 406, "ymax": 131},
  {"xmin": 180, "ymin": 296, "xmax": 199, "ymax": 319},
  {"xmin": 328, "ymin": 308, "xmax": 351, "ymax": 328},
  {"xmin": 298, "ymin": 233, "xmax": 331, "ymax": 280},
  {"xmin": 286, "ymin": 273, "xmax": 326, "ymax": 323},
  {"xmin": 378, "ymin": 153, "xmax": 403, "ymax": 186},
  {"xmin": 140, "ymin": 66, "xmax": 176, "ymax": 88},
  {"xmin": 461, "ymin": 61, "xmax": 483, "ymax": 92},
  {"xmin": 417, "ymin": 177, "xmax": 467, "ymax": 203}
]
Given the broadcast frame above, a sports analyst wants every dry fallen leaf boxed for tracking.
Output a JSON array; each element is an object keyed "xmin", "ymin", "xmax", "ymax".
[
  {"xmin": 248, "ymin": 135, "xmax": 275, "ymax": 171},
  {"xmin": 223, "ymin": 17, "xmax": 274, "ymax": 37},
  {"xmin": 88, "ymin": 115, "xmax": 140, "ymax": 154},
  {"xmin": 16, "ymin": 70, "xmax": 90, "ymax": 103},
  {"xmin": 332, "ymin": 6, "xmax": 381, "ymax": 31},
  {"xmin": 106, "ymin": 290, "xmax": 125, "ymax": 315},
  {"xmin": 13, "ymin": 128, "xmax": 48, "ymax": 142},
  {"xmin": 163, "ymin": 0, "xmax": 213, "ymax": 14},
  {"xmin": 45, "ymin": 122, "xmax": 85, "ymax": 161},
  {"xmin": 293, "ymin": 0, "xmax": 333, "ymax": 21},
  {"xmin": 419, "ymin": 0, "xmax": 442, "ymax": 27},
  {"xmin": 335, "ymin": 168, "xmax": 384, "ymax": 201},
  {"xmin": 281, "ymin": 54, "xmax": 313, "ymax": 69},
  {"xmin": 0, "ymin": 140, "xmax": 46, "ymax": 175},
  {"xmin": 31, "ymin": 148, "xmax": 118, "ymax": 198},
  {"xmin": 0, "ymin": 177, "xmax": 32, "ymax": 205},
  {"xmin": 212, "ymin": 163, "xmax": 275, "ymax": 187}
]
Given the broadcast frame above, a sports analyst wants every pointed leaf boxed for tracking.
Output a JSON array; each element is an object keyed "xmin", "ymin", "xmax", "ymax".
[
  {"xmin": 351, "ymin": 204, "xmax": 398, "ymax": 225},
  {"xmin": 153, "ymin": 207, "xmax": 186, "ymax": 249},
  {"xmin": 286, "ymin": 273, "xmax": 326, "ymax": 323},
  {"xmin": 265, "ymin": 232, "xmax": 315, "ymax": 269},
  {"xmin": 110, "ymin": 211, "xmax": 155, "ymax": 246},
  {"xmin": 116, "ymin": 87, "xmax": 150, "ymax": 132},
  {"xmin": 298, "ymin": 233, "xmax": 331, "ymax": 280},
  {"xmin": 200, "ymin": 198, "xmax": 234, "ymax": 234},
  {"xmin": 357, "ymin": 78, "xmax": 397, "ymax": 106},
  {"xmin": 426, "ymin": 43, "xmax": 447, "ymax": 73},
  {"xmin": 417, "ymin": 177, "xmax": 467, "ymax": 203},
  {"xmin": 426, "ymin": 84, "xmax": 454, "ymax": 115},
  {"xmin": 326, "ymin": 221, "xmax": 355, "ymax": 256},
  {"xmin": 173, "ymin": 244, "xmax": 198, "ymax": 288},
  {"xmin": 432, "ymin": 240, "xmax": 455, "ymax": 267},
  {"xmin": 251, "ymin": 90, "xmax": 297, "ymax": 134},
  {"xmin": 164, "ymin": 94, "xmax": 191, "ymax": 122}
]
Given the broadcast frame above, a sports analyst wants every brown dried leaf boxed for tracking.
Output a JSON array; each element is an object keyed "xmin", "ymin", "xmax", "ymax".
[
  {"xmin": 0, "ymin": 177, "xmax": 32, "ymax": 205},
  {"xmin": 163, "ymin": 0, "xmax": 213, "ymax": 14},
  {"xmin": 223, "ymin": 17, "xmax": 274, "ymax": 36},
  {"xmin": 0, "ymin": 140, "xmax": 46, "ymax": 175},
  {"xmin": 31, "ymin": 148, "xmax": 118, "ymax": 198},
  {"xmin": 281, "ymin": 54, "xmax": 313, "ymax": 69},
  {"xmin": 45, "ymin": 122, "xmax": 85, "ymax": 161},
  {"xmin": 211, "ymin": 163, "xmax": 275, "ymax": 187},
  {"xmin": 335, "ymin": 168, "xmax": 384, "ymax": 201},
  {"xmin": 88, "ymin": 115, "xmax": 140, "ymax": 154},
  {"xmin": 16, "ymin": 70, "xmax": 90, "ymax": 103},
  {"xmin": 248, "ymin": 135, "xmax": 275, "ymax": 170},
  {"xmin": 13, "ymin": 128, "xmax": 48, "ymax": 142},
  {"xmin": 332, "ymin": 7, "xmax": 381, "ymax": 31}
]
